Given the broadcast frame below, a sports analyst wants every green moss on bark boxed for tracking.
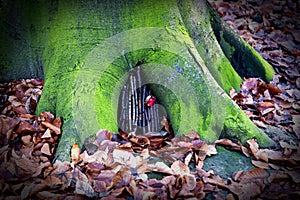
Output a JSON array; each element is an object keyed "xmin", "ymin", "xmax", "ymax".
[{"xmin": 0, "ymin": 0, "xmax": 275, "ymax": 161}]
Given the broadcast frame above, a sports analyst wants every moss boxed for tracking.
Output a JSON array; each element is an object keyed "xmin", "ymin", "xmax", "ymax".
[
  {"xmin": 177, "ymin": 0, "xmax": 243, "ymax": 92},
  {"xmin": 209, "ymin": 2, "xmax": 275, "ymax": 82},
  {"xmin": 223, "ymin": 98, "xmax": 275, "ymax": 147},
  {"xmin": 0, "ymin": 0, "xmax": 276, "ymax": 161},
  {"xmin": 203, "ymin": 146, "xmax": 254, "ymax": 178}
]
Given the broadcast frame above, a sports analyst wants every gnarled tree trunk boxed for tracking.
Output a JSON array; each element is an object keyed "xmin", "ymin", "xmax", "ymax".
[{"xmin": 0, "ymin": 0, "xmax": 275, "ymax": 161}]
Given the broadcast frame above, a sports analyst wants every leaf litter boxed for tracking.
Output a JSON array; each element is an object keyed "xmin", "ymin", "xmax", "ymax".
[
  {"xmin": 1, "ymin": 0, "xmax": 300, "ymax": 198},
  {"xmin": 0, "ymin": 77, "xmax": 299, "ymax": 199}
]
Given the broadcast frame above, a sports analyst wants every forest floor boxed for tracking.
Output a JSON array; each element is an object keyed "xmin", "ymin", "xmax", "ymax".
[{"xmin": 0, "ymin": 0, "xmax": 299, "ymax": 199}]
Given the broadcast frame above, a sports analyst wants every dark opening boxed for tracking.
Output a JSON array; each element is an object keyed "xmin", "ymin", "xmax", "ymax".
[{"xmin": 117, "ymin": 67, "xmax": 173, "ymax": 136}]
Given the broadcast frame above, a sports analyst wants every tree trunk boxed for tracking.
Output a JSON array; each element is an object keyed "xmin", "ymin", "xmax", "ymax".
[{"xmin": 0, "ymin": 0, "xmax": 275, "ymax": 161}]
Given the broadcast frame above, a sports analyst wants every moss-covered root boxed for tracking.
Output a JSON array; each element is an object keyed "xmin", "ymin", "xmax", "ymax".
[
  {"xmin": 223, "ymin": 97, "xmax": 275, "ymax": 147},
  {"xmin": 207, "ymin": 1, "xmax": 275, "ymax": 82}
]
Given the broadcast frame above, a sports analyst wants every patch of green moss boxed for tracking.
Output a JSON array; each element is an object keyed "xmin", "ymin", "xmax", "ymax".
[
  {"xmin": 1, "ymin": 0, "xmax": 276, "ymax": 162},
  {"xmin": 209, "ymin": 3, "xmax": 275, "ymax": 82},
  {"xmin": 222, "ymin": 98, "xmax": 275, "ymax": 147},
  {"xmin": 177, "ymin": 0, "xmax": 243, "ymax": 92},
  {"xmin": 203, "ymin": 146, "xmax": 254, "ymax": 178}
]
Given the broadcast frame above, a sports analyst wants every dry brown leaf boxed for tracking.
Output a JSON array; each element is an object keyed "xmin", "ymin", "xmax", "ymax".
[
  {"xmin": 240, "ymin": 168, "xmax": 268, "ymax": 183},
  {"xmin": 52, "ymin": 116, "xmax": 62, "ymax": 128},
  {"xmin": 263, "ymin": 89, "xmax": 272, "ymax": 100},
  {"xmin": 183, "ymin": 174, "xmax": 197, "ymax": 190},
  {"xmin": 41, "ymin": 143, "xmax": 52, "ymax": 156},
  {"xmin": 253, "ymin": 120, "xmax": 267, "ymax": 128},
  {"xmin": 171, "ymin": 160, "xmax": 190, "ymax": 175},
  {"xmin": 258, "ymin": 81, "xmax": 282, "ymax": 95},
  {"xmin": 279, "ymin": 140, "xmax": 298, "ymax": 149},
  {"xmin": 246, "ymin": 139, "xmax": 259, "ymax": 159},
  {"xmin": 71, "ymin": 143, "xmax": 81, "ymax": 164},
  {"xmin": 184, "ymin": 152, "xmax": 193, "ymax": 166},
  {"xmin": 200, "ymin": 143, "xmax": 217, "ymax": 156},
  {"xmin": 232, "ymin": 170, "xmax": 244, "ymax": 182},
  {"xmin": 75, "ymin": 180, "xmax": 96, "ymax": 198},
  {"xmin": 82, "ymin": 150, "xmax": 110, "ymax": 166},
  {"xmin": 258, "ymin": 149, "xmax": 296, "ymax": 164},
  {"xmin": 238, "ymin": 182, "xmax": 262, "ymax": 200},
  {"xmin": 40, "ymin": 112, "xmax": 54, "ymax": 122},
  {"xmin": 32, "ymin": 162, "xmax": 51, "ymax": 177},
  {"xmin": 14, "ymin": 158, "xmax": 39, "ymax": 174},
  {"xmin": 258, "ymin": 101, "xmax": 275, "ymax": 114},
  {"xmin": 0, "ymin": 115, "xmax": 19, "ymax": 135},
  {"xmin": 129, "ymin": 135, "xmax": 150, "ymax": 148},
  {"xmin": 256, "ymin": 149, "xmax": 269, "ymax": 162},
  {"xmin": 214, "ymin": 138, "xmax": 241, "ymax": 151},
  {"xmin": 21, "ymin": 135, "xmax": 32, "ymax": 145},
  {"xmin": 41, "ymin": 121, "xmax": 61, "ymax": 135},
  {"xmin": 239, "ymin": 142, "xmax": 251, "ymax": 157},
  {"xmin": 153, "ymin": 162, "xmax": 173, "ymax": 175},
  {"xmin": 187, "ymin": 130, "xmax": 200, "ymax": 140},
  {"xmin": 41, "ymin": 128, "xmax": 52, "ymax": 139},
  {"xmin": 93, "ymin": 170, "xmax": 116, "ymax": 191},
  {"xmin": 113, "ymin": 149, "xmax": 137, "ymax": 167},
  {"xmin": 267, "ymin": 171, "xmax": 289, "ymax": 183},
  {"xmin": 268, "ymin": 163, "xmax": 280, "ymax": 170},
  {"xmin": 96, "ymin": 129, "xmax": 112, "ymax": 145},
  {"xmin": 251, "ymin": 160, "xmax": 270, "ymax": 169},
  {"xmin": 25, "ymin": 94, "xmax": 38, "ymax": 114},
  {"xmin": 16, "ymin": 121, "xmax": 37, "ymax": 134},
  {"xmin": 241, "ymin": 78, "xmax": 259, "ymax": 94},
  {"xmin": 286, "ymin": 171, "xmax": 300, "ymax": 183}
]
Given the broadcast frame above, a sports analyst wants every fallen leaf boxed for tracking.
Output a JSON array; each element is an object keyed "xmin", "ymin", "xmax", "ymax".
[
  {"xmin": 71, "ymin": 143, "xmax": 81, "ymax": 164},
  {"xmin": 239, "ymin": 168, "xmax": 268, "ymax": 183},
  {"xmin": 96, "ymin": 129, "xmax": 112, "ymax": 145},
  {"xmin": 75, "ymin": 180, "xmax": 96, "ymax": 198},
  {"xmin": 246, "ymin": 139, "xmax": 259, "ymax": 157},
  {"xmin": 16, "ymin": 121, "xmax": 37, "ymax": 134},
  {"xmin": 232, "ymin": 170, "xmax": 244, "ymax": 182},
  {"xmin": 21, "ymin": 135, "xmax": 32, "ymax": 146},
  {"xmin": 253, "ymin": 120, "xmax": 267, "ymax": 128},
  {"xmin": 40, "ymin": 112, "xmax": 54, "ymax": 122},
  {"xmin": 41, "ymin": 121, "xmax": 61, "ymax": 135},
  {"xmin": 41, "ymin": 143, "xmax": 52, "ymax": 156},
  {"xmin": 279, "ymin": 140, "xmax": 298, "ymax": 149},
  {"xmin": 214, "ymin": 138, "xmax": 241, "ymax": 151},
  {"xmin": 0, "ymin": 115, "xmax": 19, "ymax": 135},
  {"xmin": 41, "ymin": 128, "xmax": 52, "ymax": 139},
  {"xmin": 184, "ymin": 152, "xmax": 193, "ymax": 166},
  {"xmin": 200, "ymin": 143, "xmax": 217, "ymax": 156},
  {"xmin": 171, "ymin": 160, "xmax": 190, "ymax": 175},
  {"xmin": 241, "ymin": 78, "xmax": 259, "ymax": 94},
  {"xmin": 113, "ymin": 149, "xmax": 138, "ymax": 168},
  {"xmin": 14, "ymin": 158, "xmax": 39, "ymax": 174},
  {"xmin": 286, "ymin": 171, "xmax": 300, "ymax": 183},
  {"xmin": 153, "ymin": 162, "xmax": 173, "ymax": 175},
  {"xmin": 251, "ymin": 160, "xmax": 270, "ymax": 169}
]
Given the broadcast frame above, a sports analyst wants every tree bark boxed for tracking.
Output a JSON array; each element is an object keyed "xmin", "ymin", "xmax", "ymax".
[{"xmin": 0, "ymin": 0, "xmax": 275, "ymax": 161}]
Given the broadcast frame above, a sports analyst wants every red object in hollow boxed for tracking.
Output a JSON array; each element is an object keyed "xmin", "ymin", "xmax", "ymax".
[{"xmin": 145, "ymin": 95, "xmax": 156, "ymax": 107}]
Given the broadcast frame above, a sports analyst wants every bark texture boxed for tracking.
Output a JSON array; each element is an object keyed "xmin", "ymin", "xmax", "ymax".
[{"xmin": 0, "ymin": 0, "xmax": 275, "ymax": 161}]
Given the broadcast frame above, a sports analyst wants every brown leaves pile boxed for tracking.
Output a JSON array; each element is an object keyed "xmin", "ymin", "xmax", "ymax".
[
  {"xmin": 0, "ymin": 79, "xmax": 63, "ymax": 199},
  {"xmin": 1, "ymin": 79, "xmax": 300, "ymax": 199},
  {"xmin": 209, "ymin": 0, "xmax": 300, "ymax": 80},
  {"xmin": 209, "ymin": 0, "xmax": 300, "ymax": 139},
  {"xmin": 230, "ymin": 77, "xmax": 299, "ymax": 138}
]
